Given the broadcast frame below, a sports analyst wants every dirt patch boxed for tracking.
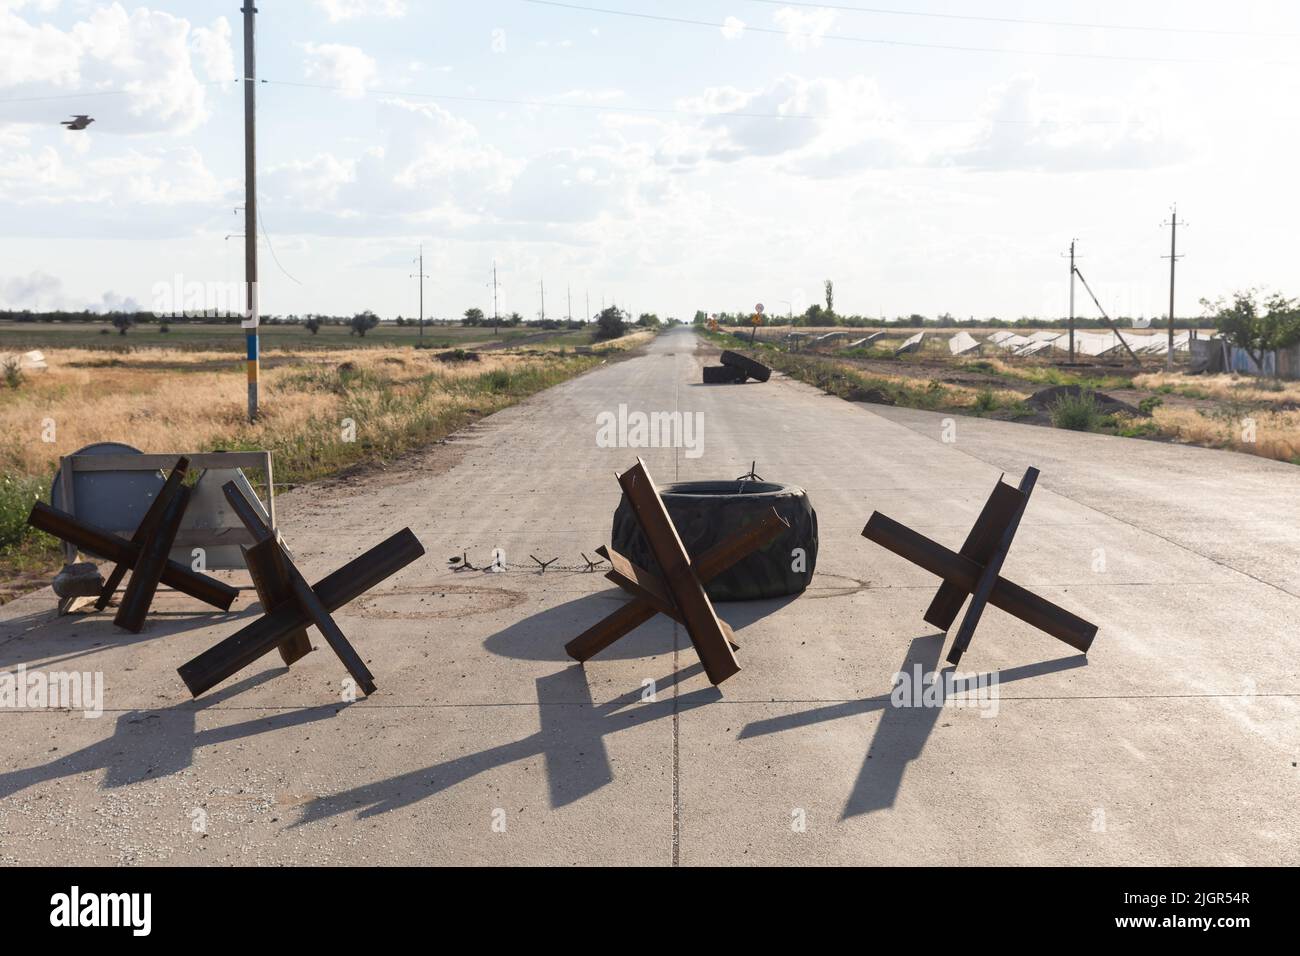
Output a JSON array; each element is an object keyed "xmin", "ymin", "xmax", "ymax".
[
  {"xmin": 845, "ymin": 386, "xmax": 895, "ymax": 405},
  {"xmin": 1027, "ymin": 385, "xmax": 1146, "ymax": 417},
  {"xmin": 348, "ymin": 583, "xmax": 528, "ymax": 620}
]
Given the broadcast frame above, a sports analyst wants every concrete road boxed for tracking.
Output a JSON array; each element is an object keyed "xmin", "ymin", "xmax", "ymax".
[{"xmin": 1, "ymin": 327, "xmax": 1296, "ymax": 865}]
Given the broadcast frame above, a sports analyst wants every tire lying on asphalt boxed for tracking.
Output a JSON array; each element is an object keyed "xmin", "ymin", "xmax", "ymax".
[
  {"xmin": 719, "ymin": 350, "xmax": 772, "ymax": 382},
  {"xmin": 610, "ymin": 480, "xmax": 817, "ymax": 601},
  {"xmin": 702, "ymin": 365, "xmax": 746, "ymax": 384}
]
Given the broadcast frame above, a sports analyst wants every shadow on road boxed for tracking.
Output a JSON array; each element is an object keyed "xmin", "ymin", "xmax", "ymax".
[
  {"xmin": 483, "ymin": 587, "xmax": 796, "ymax": 662},
  {"xmin": 0, "ymin": 599, "xmax": 252, "ymax": 670},
  {"xmin": 0, "ymin": 669, "xmax": 344, "ymax": 801},
  {"xmin": 295, "ymin": 662, "xmax": 720, "ymax": 824},
  {"xmin": 738, "ymin": 633, "xmax": 1088, "ymax": 819}
]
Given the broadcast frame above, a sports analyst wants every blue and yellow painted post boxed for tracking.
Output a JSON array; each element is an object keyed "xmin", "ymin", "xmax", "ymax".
[{"xmin": 245, "ymin": 324, "xmax": 259, "ymax": 421}]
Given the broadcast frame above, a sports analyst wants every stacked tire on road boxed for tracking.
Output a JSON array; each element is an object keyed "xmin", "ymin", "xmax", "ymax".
[
  {"xmin": 720, "ymin": 350, "xmax": 772, "ymax": 382},
  {"xmin": 701, "ymin": 349, "xmax": 772, "ymax": 385},
  {"xmin": 611, "ymin": 480, "xmax": 817, "ymax": 601},
  {"xmin": 703, "ymin": 365, "xmax": 746, "ymax": 384}
]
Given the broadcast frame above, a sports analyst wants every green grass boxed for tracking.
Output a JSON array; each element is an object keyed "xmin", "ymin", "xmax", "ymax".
[
  {"xmin": 0, "ymin": 473, "xmax": 53, "ymax": 553},
  {"xmin": 761, "ymin": 350, "xmax": 961, "ymax": 409},
  {"xmin": 1049, "ymin": 390, "xmax": 1109, "ymax": 431}
]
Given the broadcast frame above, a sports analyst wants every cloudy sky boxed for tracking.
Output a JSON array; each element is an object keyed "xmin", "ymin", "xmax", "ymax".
[{"xmin": 1, "ymin": 0, "xmax": 1297, "ymax": 322}]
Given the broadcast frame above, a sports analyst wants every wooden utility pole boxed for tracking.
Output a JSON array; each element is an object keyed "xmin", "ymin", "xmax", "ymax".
[
  {"xmin": 410, "ymin": 244, "xmax": 427, "ymax": 340},
  {"xmin": 241, "ymin": 3, "xmax": 259, "ymax": 422},
  {"xmin": 539, "ymin": 278, "xmax": 545, "ymax": 322},
  {"xmin": 1067, "ymin": 239, "xmax": 1077, "ymax": 364},
  {"xmin": 491, "ymin": 260, "xmax": 499, "ymax": 336},
  {"xmin": 1161, "ymin": 205, "xmax": 1186, "ymax": 371}
]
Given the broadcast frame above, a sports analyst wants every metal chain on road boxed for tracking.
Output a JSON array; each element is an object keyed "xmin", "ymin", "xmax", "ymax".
[{"xmin": 448, "ymin": 551, "xmax": 611, "ymax": 575}]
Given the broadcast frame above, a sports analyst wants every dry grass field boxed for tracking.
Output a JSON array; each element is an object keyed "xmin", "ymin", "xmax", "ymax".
[
  {"xmin": 705, "ymin": 328, "xmax": 1300, "ymax": 466},
  {"xmin": 0, "ymin": 330, "xmax": 654, "ymax": 598}
]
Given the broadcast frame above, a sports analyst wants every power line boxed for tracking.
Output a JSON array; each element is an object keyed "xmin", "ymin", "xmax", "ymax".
[
  {"xmin": 257, "ymin": 205, "xmax": 302, "ymax": 286},
  {"xmin": 260, "ymin": 77, "xmax": 823, "ymax": 120},
  {"xmin": 0, "ymin": 75, "xmax": 1275, "ymax": 128},
  {"xmin": 256, "ymin": 78, "xmax": 1181, "ymax": 127},
  {"xmin": 522, "ymin": 0, "xmax": 1295, "ymax": 65},
  {"xmin": 739, "ymin": 0, "xmax": 1299, "ymax": 39}
]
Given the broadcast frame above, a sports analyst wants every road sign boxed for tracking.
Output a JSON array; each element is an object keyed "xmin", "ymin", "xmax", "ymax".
[{"xmin": 755, "ymin": 303, "xmax": 764, "ymax": 314}]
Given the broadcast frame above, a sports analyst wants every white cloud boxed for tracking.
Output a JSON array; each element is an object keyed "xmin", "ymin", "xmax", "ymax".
[
  {"xmin": 316, "ymin": 0, "xmax": 407, "ymax": 22},
  {"xmin": 301, "ymin": 42, "xmax": 379, "ymax": 99},
  {"xmin": 772, "ymin": 6, "xmax": 836, "ymax": 52},
  {"xmin": 950, "ymin": 73, "xmax": 1186, "ymax": 172},
  {"xmin": 191, "ymin": 17, "xmax": 236, "ymax": 84},
  {"xmin": 668, "ymin": 73, "xmax": 909, "ymax": 174},
  {"xmin": 720, "ymin": 16, "xmax": 745, "ymax": 40},
  {"xmin": 0, "ymin": 4, "xmax": 235, "ymax": 134}
]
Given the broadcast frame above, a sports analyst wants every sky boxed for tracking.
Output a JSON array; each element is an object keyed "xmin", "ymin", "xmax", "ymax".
[{"xmin": 1, "ymin": 0, "xmax": 1298, "ymax": 323}]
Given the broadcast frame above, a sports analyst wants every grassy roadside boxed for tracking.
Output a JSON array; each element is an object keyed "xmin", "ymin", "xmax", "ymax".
[
  {"xmin": 703, "ymin": 329, "xmax": 1300, "ymax": 465},
  {"xmin": 0, "ymin": 332, "xmax": 653, "ymax": 601},
  {"xmin": 702, "ymin": 330, "xmax": 1029, "ymax": 416}
]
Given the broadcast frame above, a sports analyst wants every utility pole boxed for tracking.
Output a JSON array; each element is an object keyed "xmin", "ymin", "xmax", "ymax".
[
  {"xmin": 567, "ymin": 284, "xmax": 572, "ymax": 321},
  {"xmin": 1062, "ymin": 239, "xmax": 1078, "ymax": 364},
  {"xmin": 410, "ymin": 243, "xmax": 427, "ymax": 341},
  {"xmin": 539, "ymin": 278, "xmax": 545, "ymax": 322},
  {"xmin": 1161, "ymin": 205, "xmax": 1186, "ymax": 371},
  {"xmin": 491, "ymin": 260, "xmax": 500, "ymax": 336},
  {"xmin": 241, "ymin": 3, "xmax": 259, "ymax": 423},
  {"xmin": 586, "ymin": 290, "xmax": 590, "ymax": 322}
]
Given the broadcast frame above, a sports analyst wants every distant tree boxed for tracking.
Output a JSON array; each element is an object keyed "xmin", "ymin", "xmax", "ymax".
[
  {"xmin": 463, "ymin": 307, "xmax": 485, "ymax": 327},
  {"xmin": 693, "ymin": 310, "xmax": 707, "ymax": 325},
  {"xmin": 804, "ymin": 303, "xmax": 823, "ymax": 324},
  {"xmin": 636, "ymin": 313, "xmax": 661, "ymax": 327},
  {"xmin": 594, "ymin": 306, "xmax": 627, "ymax": 340},
  {"xmin": 1207, "ymin": 289, "xmax": 1300, "ymax": 371},
  {"xmin": 395, "ymin": 315, "xmax": 406, "ymax": 326},
  {"xmin": 824, "ymin": 279, "xmax": 834, "ymax": 317},
  {"xmin": 304, "ymin": 316, "xmax": 321, "ymax": 335},
  {"xmin": 508, "ymin": 311, "xmax": 523, "ymax": 326},
  {"xmin": 349, "ymin": 310, "xmax": 380, "ymax": 337},
  {"xmin": 112, "ymin": 314, "xmax": 132, "ymax": 335}
]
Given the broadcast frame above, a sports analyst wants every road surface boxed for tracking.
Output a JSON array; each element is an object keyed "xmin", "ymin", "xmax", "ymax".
[{"xmin": 1, "ymin": 327, "xmax": 1296, "ymax": 865}]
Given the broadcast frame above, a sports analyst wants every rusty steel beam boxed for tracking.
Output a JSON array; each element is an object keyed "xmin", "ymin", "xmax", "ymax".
[
  {"xmin": 221, "ymin": 479, "xmax": 272, "ymax": 543},
  {"xmin": 599, "ymin": 545, "xmax": 738, "ymax": 651},
  {"xmin": 178, "ymin": 527, "xmax": 423, "ymax": 697},
  {"xmin": 923, "ymin": 479, "xmax": 1024, "ymax": 633},
  {"xmin": 286, "ymin": 559, "xmax": 377, "ymax": 696},
  {"xmin": 946, "ymin": 468, "xmax": 1038, "ymax": 665},
  {"xmin": 565, "ymin": 600, "xmax": 659, "ymax": 663},
  {"xmin": 113, "ymin": 484, "xmax": 191, "ymax": 633},
  {"xmin": 28, "ymin": 501, "xmax": 237, "ymax": 611},
  {"xmin": 617, "ymin": 459, "xmax": 738, "ymax": 685},
  {"xmin": 96, "ymin": 456, "xmax": 191, "ymax": 611},
  {"xmin": 243, "ymin": 538, "xmax": 312, "ymax": 666},
  {"xmin": 565, "ymin": 509, "xmax": 787, "ymax": 662},
  {"xmin": 862, "ymin": 512, "xmax": 1096, "ymax": 654}
]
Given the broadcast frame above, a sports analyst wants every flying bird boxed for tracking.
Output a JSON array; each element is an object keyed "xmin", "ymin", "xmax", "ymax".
[{"xmin": 61, "ymin": 115, "xmax": 94, "ymax": 130}]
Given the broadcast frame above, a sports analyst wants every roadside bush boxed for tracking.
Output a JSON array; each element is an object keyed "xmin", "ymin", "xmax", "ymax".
[
  {"xmin": 1050, "ymin": 390, "xmax": 1105, "ymax": 431},
  {"xmin": 0, "ymin": 474, "xmax": 47, "ymax": 550},
  {"xmin": 973, "ymin": 388, "xmax": 997, "ymax": 412},
  {"xmin": 1138, "ymin": 395, "xmax": 1164, "ymax": 415},
  {"xmin": 2, "ymin": 358, "xmax": 22, "ymax": 389}
]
